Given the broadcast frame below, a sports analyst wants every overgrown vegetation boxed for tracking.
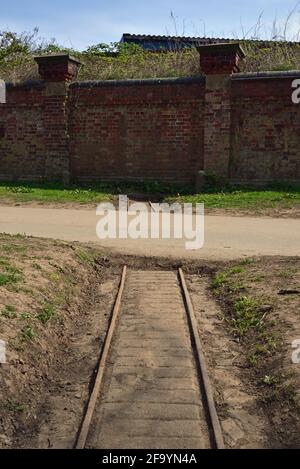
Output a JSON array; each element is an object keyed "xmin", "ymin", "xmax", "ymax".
[
  {"xmin": 0, "ymin": 30, "xmax": 200, "ymax": 82},
  {"xmin": 212, "ymin": 260, "xmax": 279, "ymax": 364},
  {"xmin": 1, "ymin": 9, "xmax": 300, "ymax": 83}
]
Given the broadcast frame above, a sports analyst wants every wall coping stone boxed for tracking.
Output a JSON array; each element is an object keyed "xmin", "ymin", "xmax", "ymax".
[
  {"xmin": 70, "ymin": 77, "xmax": 205, "ymax": 88},
  {"xmin": 5, "ymin": 80, "xmax": 46, "ymax": 90},
  {"xmin": 232, "ymin": 70, "xmax": 300, "ymax": 80},
  {"xmin": 197, "ymin": 42, "xmax": 246, "ymax": 58},
  {"xmin": 34, "ymin": 54, "xmax": 81, "ymax": 66}
]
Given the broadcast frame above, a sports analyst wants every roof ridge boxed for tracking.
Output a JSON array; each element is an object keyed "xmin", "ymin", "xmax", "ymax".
[{"xmin": 121, "ymin": 33, "xmax": 300, "ymax": 44}]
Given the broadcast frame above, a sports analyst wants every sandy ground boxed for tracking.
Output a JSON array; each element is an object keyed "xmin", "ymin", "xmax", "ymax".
[{"xmin": 1, "ymin": 205, "xmax": 300, "ymax": 260}]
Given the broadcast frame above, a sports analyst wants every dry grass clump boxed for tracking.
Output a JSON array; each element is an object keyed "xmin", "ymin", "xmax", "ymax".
[{"xmin": 1, "ymin": 11, "xmax": 300, "ymax": 85}]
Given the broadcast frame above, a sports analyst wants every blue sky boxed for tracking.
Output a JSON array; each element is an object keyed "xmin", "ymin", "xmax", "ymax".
[{"xmin": 1, "ymin": 0, "xmax": 300, "ymax": 50}]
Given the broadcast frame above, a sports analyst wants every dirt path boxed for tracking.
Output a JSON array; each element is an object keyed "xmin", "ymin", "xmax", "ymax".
[
  {"xmin": 87, "ymin": 270, "xmax": 211, "ymax": 449},
  {"xmin": 1, "ymin": 205, "xmax": 300, "ymax": 260}
]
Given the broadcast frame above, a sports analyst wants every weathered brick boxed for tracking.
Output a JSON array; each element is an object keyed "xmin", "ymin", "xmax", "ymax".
[{"xmin": 0, "ymin": 55, "xmax": 299, "ymax": 184}]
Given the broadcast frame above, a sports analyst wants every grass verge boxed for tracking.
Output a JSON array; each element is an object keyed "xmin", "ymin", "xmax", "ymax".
[
  {"xmin": 167, "ymin": 184, "xmax": 300, "ymax": 213},
  {"xmin": 1, "ymin": 181, "xmax": 300, "ymax": 215},
  {"xmin": 0, "ymin": 180, "xmax": 191, "ymax": 205}
]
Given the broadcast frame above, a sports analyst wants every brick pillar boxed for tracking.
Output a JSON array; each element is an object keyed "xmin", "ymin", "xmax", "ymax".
[
  {"xmin": 34, "ymin": 54, "xmax": 80, "ymax": 183},
  {"xmin": 197, "ymin": 43, "xmax": 245, "ymax": 183}
]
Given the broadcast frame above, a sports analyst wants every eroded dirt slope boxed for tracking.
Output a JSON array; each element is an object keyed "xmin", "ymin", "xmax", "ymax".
[{"xmin": 0, "ymin": 235, "xmax": 120, "ymax": 448}]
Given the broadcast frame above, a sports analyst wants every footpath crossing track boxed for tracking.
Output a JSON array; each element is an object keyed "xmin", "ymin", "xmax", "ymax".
[{"xmin": 76, "ymin": 268, "xmax": 224, "ymax": 450}]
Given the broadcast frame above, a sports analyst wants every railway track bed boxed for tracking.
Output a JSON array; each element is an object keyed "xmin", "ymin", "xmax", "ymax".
[{"xmin": 77, "ymin": 268, "xmax": 224, "ymax": 450}]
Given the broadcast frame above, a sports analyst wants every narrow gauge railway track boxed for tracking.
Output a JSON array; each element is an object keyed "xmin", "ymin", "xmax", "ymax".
[{"xmin": 76, "ymin": 267, "xmax": 224, "ymax": 450}]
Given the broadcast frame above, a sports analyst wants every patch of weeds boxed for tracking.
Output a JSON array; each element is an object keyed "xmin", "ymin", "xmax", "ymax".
[
  {"xmin": 248, "ymin": 352, "xmax": 259, "ymax": 366},
  {"xmin": 5, "ymin": 399, "xmax": 25, "ymax": 413},
  {"xmin": 1, "ymin": 243, "xmax": 27, "ymax": 254},
  {"xmin": 263, "ymin": 387, "xmax": 280, "ymax": 403},
  {"xmin": 37, "ymin": 302, "xmax": 56, "ymax": 324},
  {"xmin": 212, "ymin": 272, "xmax": 229, "ymax": 289},
  {"xmin": 260, "ymin": 375, "xmax": 278, "ymax": 386},
  {"xmin": 20, "ymin": 325, "xmax": 37, "ymax": 342},
  {"xmin": 75, "ymin": 249, "xmax": 95, "ymax": 265},
  {"xmin": 277, "ymin": 269, "xmax": 297, "ymax": 279},
  {"xmin": 20, "ymin": 312, "xmax": 33, "ymax": 321},
  {"xmin": 260, "ymin": 330, "xmax": 281, "ymax": 351},
  {"xmin": 232, "ymin": 296, "xmax": 264, "ymax": 337},
  {"xmin": 248, "ymin": 344, "xmax": 270, "ymax": 365},
  {"xmin": 230, "ymin": 266, "xmax": 245, "ymax": 274},
  {"xmin": 0, "ymin": 258, "xmax": 23, "ymax": 286},
  {"xmin": 7, "ymin": 186, "xmax": 34, "ymax": 194},
  {"xmin": 247, "ymin": 327, "xmax": 280, "ymax": 367},
  {"xmin": 281, "ymin": 383, "xmax": 299, "ymax": 407},
  {"xmin": 6, "ymin": 285, "xmax": 22, "ymax": 293},
  {"xmin": 19, "ymin": 287, "xmax": 34, "ymax": 295},
  {"xmin": 239, "ymin": 258, "xmax": 256, "ymax": 266},
  {"xmin": 227, "ymin": 281, "xmax": 246, "ymax": 293},
  {"xmin": 8, "ymin": 337, "xmax": 24, "ymax": 352},
  {"xmin": 32, "ymin": 263, "xmax": 43, "ymax": 271},
  {"xmin": 48, "ymin": 261, "xmax": 66, "ymax": 274},
  {"xmin": 12, "ymin": 233, "xmax": 26, "ymax": 240},
  {"xmin": 252, "ymin": 274, "xmax": 265, "ymax": 283},
  {"xmin": 1, "ymin": 305, "xmax": 17, "ymax": 319},
  {"xmin": 263, "ymin": 380, "xmax": 299, "ymax": 407},
  {"xmin": 212, "ymin": 266, "xmax": 245, "ymax": 293},
  {"xmin": 46, "ymin": 272, "xmax": 61, "ymax": 283}
]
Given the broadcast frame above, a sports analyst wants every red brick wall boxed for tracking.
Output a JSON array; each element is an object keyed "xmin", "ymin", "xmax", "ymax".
[
  {"xmin": 0, "ymin": 82, "xmax": 46, "ymax": 180},
  {"xmin": 230, "ymin": 77, "xmax": 300, "ymax": 183},
  {"xmin": 0, "ymin": 75, "xmax": 300, "ymax": 186},
  {"xmin": 68, "ymin": 79, "xmax": 205, "ymax": 183}
]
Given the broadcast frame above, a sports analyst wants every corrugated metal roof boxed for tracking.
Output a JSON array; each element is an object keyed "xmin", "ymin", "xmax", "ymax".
[{"xmin": 121, "ymin": 33, "xmax": 299, "ymax": 51}]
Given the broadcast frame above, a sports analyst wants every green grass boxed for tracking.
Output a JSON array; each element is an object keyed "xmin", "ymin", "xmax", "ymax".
[
  {"xmin": 4, "ymin": 400, "xmax": 25, "ymax": 413},
  {"xmin": 232, "ymin": 296, "xmax": 264, "ymax": 337},
  {"xmin": 20, "ymin": 325, "xmax": 37, "ymax": 342},
  {"xmin": 0, "ymin": 180, "xmax": 192, "ymax": 205},
  {"xmin": 37, "ymin": 302, "xmax": 56, "ymax": 324},
  {"xmin": 1, "ymin": 181, "xmax": 300, "ymax": 212},
  {"xmin": 0, "ymin": 257, "xmax": 23, "ymax": 286},
  {"xmin": 1, "ymin": 305, "xmax": 17, "ymax": 319},
  {"xmin": 1, "ymin": 243, "xmax": 27, "ymax": 254},
  {"xmin": 212, "ymin": 266, "xmax": 246, "ymax": 292},
  {"xmin": 0, "ymin": 181, "xmax": 114, "ymax": 204},
  {"xmin": 75, "ymin": 249, "xmax": 96, "ymax": 265},
  {"xmin": 212, "ymin": 261, "xmax": 281, "ymax": 368},
  {"xmin": 167, "ymin": 185, "xmax": 300, "ymax": 211}
]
